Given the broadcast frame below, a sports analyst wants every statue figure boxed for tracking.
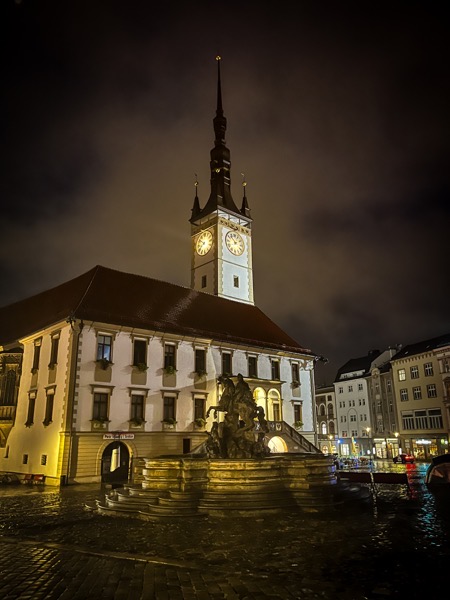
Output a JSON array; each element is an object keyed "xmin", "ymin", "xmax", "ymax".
[{"xmin": 205, "ymin": 374, "xmax": 270, "ymax": 459}]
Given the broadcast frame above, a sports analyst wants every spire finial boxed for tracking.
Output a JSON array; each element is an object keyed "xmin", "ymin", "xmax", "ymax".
[
  {"xmin": 241, "ymin": 172, "xmax": 247, "ymax": 198},
  {"xmin": 216, "ymin": 55, "xmax": 223, "ymax": 115}
]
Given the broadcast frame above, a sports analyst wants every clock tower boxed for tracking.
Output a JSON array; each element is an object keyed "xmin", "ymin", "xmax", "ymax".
[{"xmin": 190, "ymin": 57, "xmax": 254, "ymax": 305}]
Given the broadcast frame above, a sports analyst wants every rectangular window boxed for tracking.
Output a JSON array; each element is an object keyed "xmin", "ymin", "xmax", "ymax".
[
  {"xmin": 414, "ymin": 410, "xmax": 428, "ymax": 429},
  {"xmin": 348, "ymin": 385, "xmax": 353, "ymax": 392},
  {"xmin": 294, "ymin": 404, "xmax": 302, "ymax": 423},
  {"xmin": 164, "ymin": 344, "xmax": 176, "ymax": 370},
  {"xmin": 271, "ymin": 360, "xmax": 280, "ymax": 380},
  {"xmin": 201, "ymin": 275, "xmax": 207, "ymax": 288},
  {"xmin": 93, "ymin": 392, "xmax": 109, "ymax": 421},
  {"xmin": 163, "ymin": 396, "xmax": 176, "ymax": 421},
  {"xmin": 133, "ymin": 339, "xmax": 147, "ymax": 367},
  {"xmin": 273, "ymin": 403, "xmax": 281, "ymax": 421},
  {"xmin": 26, "ymin": 395, "xmax": 35, "ymax": 426},
  {"xmin": 195, "ymin": 349, "xmax": 206, "ymax": 374},
  {"xmin": 43, "ymin": 393, "xmax": 54, "ymax": 425},
  {"xmin": 412, "ymin": 386, "xmax": 422, "ymax": 400},
  {"xmin": 351, "ymin": 430, "xmax": 358, "ymax": 437},
  {"xmin": 97, "ymin": 335, "xmax": 112, "ymax": 362},
  {"xmin": 386, "ymin": 380, "xmax": 392, "ymax": 392},
  {"xmin": 350, "ymin": 414, "xmax": 356, "ymax": 422},
  {"xmin": 130, "ymin": 395, "xmax": 144, "ymax": 420},
  {"xmin": 23, "ymin": 454, "xmax": 28, "ymax": 465},
  {"xmin": 291, "ymin": 363, "xmax": 299, "ymax": 384},
  {"xmin": 402, "ymin": 412, "xmax": 414, "ymax": 430},
  {"xmin": 342, "ymin": 431, "xmax": 347, "ymax": 437},
  {"xmin": 194, "ymin": 397, "xmax": 205, "ymax": 420},
  {"xmin": 424, "ymin": 362, "xmax": 434, "ymax": 377},
  {"xmin": 427, "ymin": 384, "xmax": 437, "ymax": 398},
  {"xmin": 233, "ymin": 276, "xmax": 239, "ymax": 288},
  {"xmin": 41, "ymin": 454, "xmax": 47, "ymax": 466},
  {"xmin": 400, "ymin": 388, "xmax": 408, "ymax": 402},
  {"xmin": 222, "ymin": 352, "xmax": 232, "ymax": 376},
  {"xmin": 410, "ymin": 365, "xmax": 419, "ymax": 379},
  {"xmin": 398, "ymin": 369, "xmax": 406, "ymax": 381},
  {"xmin": 428, "ymin": 409, "xmax": 443, "ymax": 429},
  {"xmin": 32, "ymin": 341, "xmax": 41, "ymax": 372},
  {"xmin": 338, "ymin": 387, "xmax": 343, "ymax": 394},
  {"xmin": 49, "ymin": 336, "xmax": 59, "ymax": 367},
  {"xmin": 358, "ymin": 383, "xmax": 363, "ymax": 391},
  {"xmin": 248, "ymin": 356, "xmax": 258, "ymax": 378}
]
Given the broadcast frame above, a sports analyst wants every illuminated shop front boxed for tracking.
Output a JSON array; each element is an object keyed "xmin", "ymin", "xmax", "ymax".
[{"xmin": 403, "ymin": 436, "xmax": 449, "ymax": 460}]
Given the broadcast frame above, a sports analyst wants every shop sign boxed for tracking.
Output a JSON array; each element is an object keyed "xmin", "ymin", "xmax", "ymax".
[
  {"xmin": 103, "ymin": 433, "xmax": 134, "ymax": 440},
  {"xmin": 416, "ymin": 439, "xmax": 432, "ymax": 445}
]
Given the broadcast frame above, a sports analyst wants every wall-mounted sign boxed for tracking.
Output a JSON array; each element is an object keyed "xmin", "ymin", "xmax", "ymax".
[{"xmin": 103, "ymin": 433, "xmax": 134, "ymax": 440}]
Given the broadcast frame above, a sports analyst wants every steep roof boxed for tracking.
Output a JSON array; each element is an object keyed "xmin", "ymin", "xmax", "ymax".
[
  {"xmin": 334, "ymin": 350, "xmax": 381, "ymax": 382},
  {"xmin": 391, "ymin": 333, "xmax": 450, "ymax": 360},
  {"xmin": 0, "ymin": 265, "xmax": 315, "ymax": 356}
]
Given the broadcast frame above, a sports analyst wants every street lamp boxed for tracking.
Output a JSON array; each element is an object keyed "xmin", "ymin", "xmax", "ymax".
[{"xmin": 366, "ymin": 427, "xmax": 372, "ymax": 459}]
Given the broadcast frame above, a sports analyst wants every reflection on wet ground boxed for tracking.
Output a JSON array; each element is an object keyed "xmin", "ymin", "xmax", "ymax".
[{"xmin": 0, "ymin": 461, "xmax": 449, "ymax": 598}]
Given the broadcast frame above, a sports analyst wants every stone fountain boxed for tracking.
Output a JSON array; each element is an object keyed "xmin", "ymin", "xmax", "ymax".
[{"xmin": 95, "ymin": 375, "xmax": 338, "ymax": 519}]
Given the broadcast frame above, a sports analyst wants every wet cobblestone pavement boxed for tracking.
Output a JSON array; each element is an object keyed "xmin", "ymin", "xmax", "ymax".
[{"xmin": 0, "ymin": 462, "xmax": 449, "ymax": 599}]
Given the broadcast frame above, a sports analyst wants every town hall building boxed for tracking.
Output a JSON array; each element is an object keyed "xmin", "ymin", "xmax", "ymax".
[{"xmin": 0, "ymin": 58, "xmax": 319, "ymax": 485}]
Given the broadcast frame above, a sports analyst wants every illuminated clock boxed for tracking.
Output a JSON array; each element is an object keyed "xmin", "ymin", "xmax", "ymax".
[
  {"xmin": 225, "ymin": 231, "xmax": 245, "ymax": 256},
  {"xmin": 196, "ymin": 230, "xmax": 213, "ymax": 255}
]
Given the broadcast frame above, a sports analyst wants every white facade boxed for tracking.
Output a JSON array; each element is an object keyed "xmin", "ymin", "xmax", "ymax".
[{"xmin": 0, "ymin": 316, "xmax": 315, "ymax": 484}]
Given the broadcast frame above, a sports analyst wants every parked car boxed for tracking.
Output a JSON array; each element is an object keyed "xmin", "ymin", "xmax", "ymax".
[{"xmin": 393, "ymin": 453, "xmax": 415, "ymax": 464}]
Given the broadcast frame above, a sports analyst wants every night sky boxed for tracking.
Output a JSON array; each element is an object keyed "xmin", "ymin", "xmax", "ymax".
[{"xmin": 2, "ymin": 0, "xmax": 449, "ymax": 384}]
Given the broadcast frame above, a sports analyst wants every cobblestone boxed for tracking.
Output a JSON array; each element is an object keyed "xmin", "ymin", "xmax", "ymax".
[{"xmin": 0, "ymin": 463, "xmax": 449, "ymax": 598}]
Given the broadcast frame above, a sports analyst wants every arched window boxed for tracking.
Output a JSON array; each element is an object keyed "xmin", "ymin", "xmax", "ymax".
[
  {"xmin": 268, "ymin": 389, "xmax": 281, "ymax": 421},
  {"xmin": 0, "ymin": 370, "xmax": 16, "ymax": 406},
  {"xmin": 321, "ymin": 421, "xmax": 327, "ymax": 435}
]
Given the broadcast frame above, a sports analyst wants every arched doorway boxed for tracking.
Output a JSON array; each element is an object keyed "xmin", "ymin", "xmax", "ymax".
[
  {"xmin": 268, "ymin": 436, "xmax": 288, "ymax": 453},
  {"xmin": 101, "ymin": 441, "xmax": 130, "ymax": 484}
]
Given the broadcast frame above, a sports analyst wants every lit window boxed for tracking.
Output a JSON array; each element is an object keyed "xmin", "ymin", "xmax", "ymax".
[
  {"xmin": 398, "ymin": 369, "xmax": 406, "ymax": 381},
  {"xmin": 97, "ymin": 335, "xmax": 112, "ymax": 362}
]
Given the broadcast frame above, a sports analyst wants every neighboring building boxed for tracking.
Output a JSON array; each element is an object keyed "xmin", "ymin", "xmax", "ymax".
[
  {"xmin": 0, "ymin": 347, "xmax": 22, "ymax": 449},
  {"xmin": 334, "ymin": 350, "xmax": 380, "ymax": 457},
  {"xmin": 390, "ymin": 334, "xmax": 450, "ymax": 460},
  {"xmin": 315, "ymin": 384, "xmax": 337, "ymax": 455},
  {"xmin": 0, "ymin": 60, "xmax": 319, "ymax": 485},
  {"xmin": 434, "ymin": 342, "xmax": 450, "ymax": 443},
  {"xmin": 366, "ymin": 348, "xmax": 401, "ymax": 459}
]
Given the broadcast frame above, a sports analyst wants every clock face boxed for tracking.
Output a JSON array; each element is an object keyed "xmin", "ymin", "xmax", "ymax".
[
  {"xmin": 196, "ymin": 230, "xmax": 213, "ymax": 255},
  {"xmin": 225, "ymin": 231, "xmax": 245, "ymax": 256}
]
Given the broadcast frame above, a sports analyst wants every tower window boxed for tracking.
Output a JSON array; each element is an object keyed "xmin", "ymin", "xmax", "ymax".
[
  {"xmin": 233, "ymin": 276, "xmax": 239, "ymax": 288},
  {"xmin": 201, "ymin": 275, "xmax": 207, "ymax": 288}
]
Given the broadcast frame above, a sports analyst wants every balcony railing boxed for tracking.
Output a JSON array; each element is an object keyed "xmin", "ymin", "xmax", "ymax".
[{"xmin": 0, "ymin": 405, "xmax": 16, "ymax": 421}]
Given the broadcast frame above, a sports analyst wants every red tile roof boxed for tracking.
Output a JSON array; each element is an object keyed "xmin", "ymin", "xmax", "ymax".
[{"xmin": 0, "ymin": 265, "xmax": 314, "ymax": 355}]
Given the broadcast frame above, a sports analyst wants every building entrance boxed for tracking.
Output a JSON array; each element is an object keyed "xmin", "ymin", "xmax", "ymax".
[{"xmin": 101, "ymin": 442, "xmax": 130, "ymax": 483}]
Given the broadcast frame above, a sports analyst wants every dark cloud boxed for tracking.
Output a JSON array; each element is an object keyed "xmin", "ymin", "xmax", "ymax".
[{"xmin": 1, "ymin": 0, "xmax": 449, "ymax": 382}]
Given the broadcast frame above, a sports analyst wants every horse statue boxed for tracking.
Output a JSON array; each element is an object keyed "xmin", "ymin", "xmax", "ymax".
[{"xmin": 206, "ymin": 375, "xmax": 235, "ymax": 419}]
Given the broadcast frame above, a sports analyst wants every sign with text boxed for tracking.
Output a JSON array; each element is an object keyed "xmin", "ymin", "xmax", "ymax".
[{"xmin": 103, "ymin": 433, "xmax": 134, "ymax": 440}]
